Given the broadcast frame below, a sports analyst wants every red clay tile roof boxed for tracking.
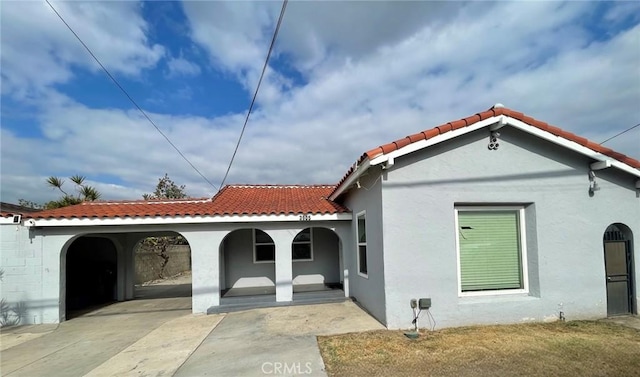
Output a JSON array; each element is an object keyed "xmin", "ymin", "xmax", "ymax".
[
  {"xmin": 331, "ymin": 106, "xmax": 640, "ymax": 197},
  {"xmin": 28, "ymin": 185, "xmax": 348, "ymax": 220}
]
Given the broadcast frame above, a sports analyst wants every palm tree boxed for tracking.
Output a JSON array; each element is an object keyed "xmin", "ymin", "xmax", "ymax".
[{"xmin": 45, "ymin": 175, "xmax": 102, "ymax": 209}]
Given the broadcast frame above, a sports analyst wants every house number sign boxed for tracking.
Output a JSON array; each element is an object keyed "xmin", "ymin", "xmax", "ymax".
[{"xmin": 299, "ymin": 214, "xmax": 311, "ymax": 221}]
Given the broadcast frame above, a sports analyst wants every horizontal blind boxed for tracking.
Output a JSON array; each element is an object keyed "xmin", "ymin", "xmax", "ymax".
[{"xmin": 459, "ymin": 211, "xmax": 522, "ymax": 291}]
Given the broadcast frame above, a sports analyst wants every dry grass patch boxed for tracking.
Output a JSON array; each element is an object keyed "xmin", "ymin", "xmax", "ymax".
[{"xmin": 318, "ymin": 321, "xmax": 640, "ymax": 377}]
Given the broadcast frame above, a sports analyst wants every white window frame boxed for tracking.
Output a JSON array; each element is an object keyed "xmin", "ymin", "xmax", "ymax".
[
  {"xmin": 292, "ymin": 228, "xmax": 314, "ymax": 262},
  {"xmin": 253, "ymin": 229, "xmax": 275, "ymax": 264},
  {"xmin": 454, "ymin": 206, "xmax": 529, "ymax": 297},
  {"xmin": 356, "ymin": 210, "xmax": 368, "ymax": 278}
]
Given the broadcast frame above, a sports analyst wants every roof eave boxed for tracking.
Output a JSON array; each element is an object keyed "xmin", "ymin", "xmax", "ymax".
[
  {"xmin": 24, "ymin": 212, "xmax": 353, "ymax": 227},
  {"xmin": 329, "ymin": 158, "xmax": 371, "ymax": 201}
]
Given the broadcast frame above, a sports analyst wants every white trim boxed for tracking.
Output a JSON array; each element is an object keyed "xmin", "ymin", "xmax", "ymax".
[
  {"xmin": 454, "ymin": 206, "xmax": 529, "ymax": 297},
  {"xmin": 369, "ymin": 116, "xmax": 503, "ymax": 166},
  {"xmin": 253, "ymin": 229, "xmax": 275, "ymax": 264},
  {"xmin": 506, "ymin": 117, "xmax": 640, "ymax": 179},
  {"xmin": 292, "ymin": 227, "xmax": 314, "ymax": 262},
  {"xmin": 356, "ymin": 210, "xmax": 368, "ymax": 278},
  {"xmin": 329, "ymin": 160, "xmax": 371, "ymax": 200},
  {"xmin": 24, "ymin": 212, "xmax": 352, "ymax": 227},
  {"xmin": 331, "ymin": 115, "xmax": 639, "ymax": 200},
  {"xmin": 590, "ymin": 160, "xmax": 612, "ymax": 171}
]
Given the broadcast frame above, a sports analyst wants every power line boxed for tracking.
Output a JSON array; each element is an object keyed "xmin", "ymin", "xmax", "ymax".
[
  {"xmin": 218, "ymin": 0, "xmax": 289, "ymax": 190},
  {"xmin": 44, "ymin": 0, "xmax": 219, "ymax": 191},
  {"xmin": 600, "ymin": 122, "xmax": 640, "ymax": 145}
]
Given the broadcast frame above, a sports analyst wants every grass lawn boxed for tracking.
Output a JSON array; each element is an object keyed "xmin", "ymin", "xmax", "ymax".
[{"xmin": 318, "ymin": 321, "xmax": 640, "ymax": 377}]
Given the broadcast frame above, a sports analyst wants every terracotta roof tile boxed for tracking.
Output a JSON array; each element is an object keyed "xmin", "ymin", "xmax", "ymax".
[
  {"xmin": 450, "ymin": 119, "xmax": 467, "ymax": 130},
  {"xmin": 331, "ymin": 106, "xmax": 640, "ymax": 198},
  {"xmin": 28, "ymin": 186, "xmax": 348, "ymax": 220}
]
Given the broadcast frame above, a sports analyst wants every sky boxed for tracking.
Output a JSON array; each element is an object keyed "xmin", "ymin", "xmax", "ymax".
[{"xmin": 1, "ymin": 1, "xmax": 639, "ymax": 204}]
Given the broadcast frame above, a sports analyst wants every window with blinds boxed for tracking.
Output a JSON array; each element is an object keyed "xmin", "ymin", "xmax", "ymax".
[{"xmin": 457, "ymin": 209, "xmax": 525, "ymax": 293}]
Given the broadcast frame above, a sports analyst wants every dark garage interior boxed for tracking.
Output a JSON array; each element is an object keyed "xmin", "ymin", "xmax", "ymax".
[{"xmin": 65, "ymin": 236, "xmax": 117, "ymax": 318}]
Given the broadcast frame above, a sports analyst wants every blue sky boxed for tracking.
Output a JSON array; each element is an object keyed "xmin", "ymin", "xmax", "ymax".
[{"xmin": 1, "ymin": 1, "xmax": 639, "ymax": 204}]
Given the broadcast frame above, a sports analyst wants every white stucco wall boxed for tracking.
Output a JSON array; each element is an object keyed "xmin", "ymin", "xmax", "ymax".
[
  {"xmin": 342, "ymin": 170, "xmax": 387, "ymax": 325},
  {"xmin": 0, "ymin": 220, "xmax": 351, "ymax": 324},
  {"xmin": 377, "ymin": 127, "xmax": 640, "ymax": 329}
]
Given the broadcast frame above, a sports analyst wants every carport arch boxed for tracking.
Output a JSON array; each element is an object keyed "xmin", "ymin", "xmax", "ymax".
[
  {"xmin": 60, "ymin": 234, "xmax": 124, "ymax": 321},
  {"xmin": 132, "ymin": 232, "xmax": 192, "ymax": 285}
]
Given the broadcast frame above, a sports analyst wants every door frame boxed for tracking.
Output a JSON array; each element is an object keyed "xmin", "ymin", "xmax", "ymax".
[{"xmin": 603, "ymin": 223, "xmax": 636, "ymax": 316}]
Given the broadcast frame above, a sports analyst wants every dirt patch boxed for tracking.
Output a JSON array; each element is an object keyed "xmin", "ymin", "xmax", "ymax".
[{"xmin": 318, "ymin": 321, "xmax": 640, "ymax": 377}]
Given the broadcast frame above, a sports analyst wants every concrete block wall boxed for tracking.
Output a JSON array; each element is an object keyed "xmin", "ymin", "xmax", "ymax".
[
  {"xmin": 135, "ymin": 245, "xmax": 191, "ymax": 284},
  {"xmin": 0, "ymin": 224, "xmax": 43, "ymax": 325}
]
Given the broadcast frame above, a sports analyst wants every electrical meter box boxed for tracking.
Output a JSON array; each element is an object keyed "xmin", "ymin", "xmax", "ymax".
[{"xmin": 418, "ymin": 298, "xmax": 431, "ymax": 309}]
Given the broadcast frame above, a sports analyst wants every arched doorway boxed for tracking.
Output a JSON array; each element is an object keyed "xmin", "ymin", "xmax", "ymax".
[
  {"xmin": 219, "ymin": 228, "xmax": 276, "ymax": 297},
  {"xmin": 603, "ymin": 224, "xmax": 635, "ymax": 316},
  {"xmin": 291, "ymin": 227, "xmax": 342, "ymax": 292},
  {"xmin": 65, "ymin": 236, "xmax": 117, "ymax": 318}
]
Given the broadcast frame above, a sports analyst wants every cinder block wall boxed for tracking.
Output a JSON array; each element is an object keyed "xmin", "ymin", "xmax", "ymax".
[
  {"xmin": 135, "ymin": 245, "xmax": 191, "ymax": 284},
  {"xmin": 0, "ymin": 224, "xmax": 43, "ymax": 326}
]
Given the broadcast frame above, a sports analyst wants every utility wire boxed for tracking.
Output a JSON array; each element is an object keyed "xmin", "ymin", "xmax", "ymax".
[
  {"xmin": 44, "ymin": 0, "xmax": 219, "ymax": 191},
  {"xmin": 218, "ymin": 0, "xmax": 289, "ymax": 190},
  {"xmin": 600, "ymin": 122, "xmax": 640, "ymax": 145}
]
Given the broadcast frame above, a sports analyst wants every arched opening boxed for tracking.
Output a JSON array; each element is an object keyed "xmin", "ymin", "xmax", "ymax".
[
  {"xmin": 134, "ymin": 232, "xmax": 192, "ymax": 300},
  {"xmin": 65, "ymin": 236, "xmax": 118, "ymax": 319},
  {"xmin": 61, "ymin": 231, "xmax": 193, "ymax": 322},
  {"xmin": 292, "ymin": 227, "xmax": 343, "ymax": 293},
  {"xmin": 603, "ymin": 223, "xmax": 635, "ymax": 316},
  {"xmin": 219, "ymin": 228, "xmax": 276, "ymax": 297}
]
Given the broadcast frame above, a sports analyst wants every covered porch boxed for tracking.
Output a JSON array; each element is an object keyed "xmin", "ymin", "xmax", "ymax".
[{"xmin": 198, "ymin": 221, "xmax": 352, "ymax": 314}]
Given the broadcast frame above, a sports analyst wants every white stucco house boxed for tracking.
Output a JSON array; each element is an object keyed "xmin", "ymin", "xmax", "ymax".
[{"xmin": 2, "ymin": 104, "xmax": 638, "ymax": 329}]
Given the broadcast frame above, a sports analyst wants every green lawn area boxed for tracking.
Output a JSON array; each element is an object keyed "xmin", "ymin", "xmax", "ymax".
[{"xmin": 318, "ymin": 321, "xmax": 640, "ymax": 377}]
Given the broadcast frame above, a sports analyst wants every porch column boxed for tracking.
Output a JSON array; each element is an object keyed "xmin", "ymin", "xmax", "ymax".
[
  {"xmin": 331, "ymin": 223, "xmax": 352, "ymax": 298},
  {"xmin": 185, "ymin": 230, "xmax": 225, "ymax": 314},
  {"xmin": 108, "ymin": 235, "xmax": 127, "ymax": 301},
  {"xmin": 122, "ymin": 234, "xmax": 139, "ymax": 300},
  {"xmin": 270, "ymin": 229, "xmax": 296, "ymax": 302},
  {"xmin": 41, "ymin": 232, "xmax": 77, "ymax": 323}
]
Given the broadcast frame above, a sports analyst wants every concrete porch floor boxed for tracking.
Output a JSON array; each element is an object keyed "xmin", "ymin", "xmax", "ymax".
[{"xmin": 210, "ymin": 288, "xmax": 349, "ymax": 314}]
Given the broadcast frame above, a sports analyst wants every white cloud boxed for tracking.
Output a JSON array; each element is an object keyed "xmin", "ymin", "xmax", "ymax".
[
  {"xmin": 0, "ymin": 1, "xmax": 165, "ymax": 98},
  {"xmin": 166, "ymin": 55, "xmax": 201, "ymax": 78},
  {"xmin": 1, "ymin": 1, "xmax": 639, "ymax": 205}
]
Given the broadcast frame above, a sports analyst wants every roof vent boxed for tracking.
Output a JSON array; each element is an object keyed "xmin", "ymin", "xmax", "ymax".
[{"xmin": 493, "ymin": 103, "xmax": 505, "ymax": 109}]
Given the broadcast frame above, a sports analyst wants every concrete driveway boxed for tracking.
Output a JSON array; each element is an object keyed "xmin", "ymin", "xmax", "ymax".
[
  {"xmin": 1, "ymin": 286, "xmax": 383, "ymax": 376},
  {"xmin": 174, "ymin": 301, "xmax": 384, "ymax": 377}
]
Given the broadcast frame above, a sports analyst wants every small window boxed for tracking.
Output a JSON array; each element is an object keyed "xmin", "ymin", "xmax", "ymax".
[
  {"xmin": 292, "ymin": 228, "xmax": 313, "ymax": 261},
  {"xmin": 357, "ymin": 212, "xmax": 368, "ymax": 277},
  {"xmin": 456, "ymin": 207, "xmax": 528, "ymax": 295},
  {"xmin": 254, "ymin": 229, "xmax": 275, "ymax": 263}
]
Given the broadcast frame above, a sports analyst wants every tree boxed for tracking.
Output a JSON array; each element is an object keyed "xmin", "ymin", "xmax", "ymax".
[
  {"xmin": 17, "ymin": 199, "xmax": 43, "ymax": 210},
  {"xmin": 142, "ymin": 173, "xmax": 187, "ymax": 200},
  {"xmin": 140, "ymin": 174, "xmax": 189, "ymax": 279},
  {"xmin": 44, "ymin": 175, "xmax": 101, "ymax": 209}
]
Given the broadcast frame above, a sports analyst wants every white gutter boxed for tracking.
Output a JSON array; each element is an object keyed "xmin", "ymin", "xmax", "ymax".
[
  {"xmin": 329, "ymin": 159, "xmax": 371, "ymax": 201},
  {"xmin": 23, "ymin": 212, "xmax": 352, "ymax": 227}
]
